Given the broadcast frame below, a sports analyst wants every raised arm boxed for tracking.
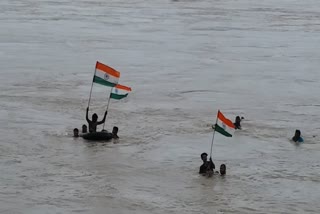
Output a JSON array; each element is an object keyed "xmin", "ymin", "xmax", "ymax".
[
  {"xmin": 86, "ymin": 107, "xmax": 91, "ymax": 123},
  {"xmin": 97, "ymin": 110, "xmax": 108, "ymax": 125}
]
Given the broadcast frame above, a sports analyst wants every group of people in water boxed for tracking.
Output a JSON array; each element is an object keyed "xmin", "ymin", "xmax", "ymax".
[
  {"xmin": 199, "ymin": 152, "xmax": 226, "ymax": 177},
  {"xmin": 73, "ymin": 107, "xmax": 119, "ymax": 139},
  {"xmin": 200, "ymin": 116, "xmax": 304, "ymax": 176},
  {"xmin": 202, "ymin": 116, "xmax": 243, "ymax": 176},
  {"xmin": 74, "ymin": 110, "xmax": 304, "ymax": 177}
]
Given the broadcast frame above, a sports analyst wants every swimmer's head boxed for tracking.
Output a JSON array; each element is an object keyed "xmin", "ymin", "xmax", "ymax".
[
  {"xmin": 82, "ymin": 124, "xmax": 87, "ymax": 133},
  {"xmin": 220, "ymin": 164, "xmax": 226, "ymax": 175},
  {"xmin": 73, "ymin": 128, "xmax": 79, "ymax": 137},
  {"xmin": 112, "ymin": 126, "xmax": 118, "ymax": 135}
]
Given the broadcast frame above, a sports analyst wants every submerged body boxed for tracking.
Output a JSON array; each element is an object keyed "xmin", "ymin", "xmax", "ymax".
[
  {"xmin": 112, "ymin": 126, "xmax": 119, "ymax": 139},
  {"xmin": 292, "ymin": 130, "xmax": 304, "ymax": 143},
  {"xmin": 73, "ymin": 128, "xmax": 79, "ymax": 137},
  {"xmin": 199, "ymin": 153, "xmax": 215, "ymax": 175},
  {"xmin": 82, "ymin": 124, "xmax": 88, "ymax": 134},
  {"xmin": 234, "ymin": 116, "xmax": 242, "ymax": 130}
]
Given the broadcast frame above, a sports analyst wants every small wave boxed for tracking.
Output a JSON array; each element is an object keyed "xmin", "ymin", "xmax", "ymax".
[{"xmin": 180, "ymin": 89, "xmax": 219, "ymax": 94}]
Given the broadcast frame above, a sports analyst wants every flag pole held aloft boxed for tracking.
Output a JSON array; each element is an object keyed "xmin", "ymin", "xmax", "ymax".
[
  {"xmin": 87, "ymin": 61, "xmax": 121, "ymax": 108},
  {"xmin": 94, "ymin": 61, "xmax": 120, "ymax": 87},
  {"xmin": 215, "ymin": 110, "xmax": 235, "ymax": 137},
  {"xmin": 87, "ymin": 62, "xmax": 97, "ymax": 108},
  {"xmin": 210, "ymin": 110, "xmax": 235, "ymax": 157},
  {"xmin": 102, "ymin": 83, "xmax": 132, "ymax": 130}
]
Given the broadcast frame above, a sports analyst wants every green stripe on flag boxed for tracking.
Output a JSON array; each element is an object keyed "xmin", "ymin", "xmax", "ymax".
[
  {"xmin": 93, "ymin": 76, "xmax": 116, "ymax": 87},
  {"xmin": 215, "ymin": 124, "xmax": 232, "ymax": 137},
  {"xmin": 110, "ymin": 93, "xmax": 128, "ymax": 100}
]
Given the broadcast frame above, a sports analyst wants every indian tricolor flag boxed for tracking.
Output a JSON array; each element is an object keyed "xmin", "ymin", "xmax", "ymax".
[
  {"xmin": 214, "ymin": 110, "xmax": 235, "ymax": 137},
  {"xmin": 93, "ymin": 61, "xmax": 120, "ymax": 87},
  {"xmin": 110, "ymin": 84, "xmax": 131, "ymax": 100}
]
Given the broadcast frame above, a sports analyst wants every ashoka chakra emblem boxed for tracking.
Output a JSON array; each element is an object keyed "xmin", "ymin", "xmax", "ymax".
[{"xmin": 222, "ymin": 123, "xmax": 226, "ymax": 129}]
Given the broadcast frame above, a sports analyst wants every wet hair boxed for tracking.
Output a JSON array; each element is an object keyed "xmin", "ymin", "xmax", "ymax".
[
  {"xmin": 201, "ymin": 152, "xmax": 208, "ymax": 158},
  {"xmin": 295, "ymin": 130, "xmax": 301, "ymax": 136}
]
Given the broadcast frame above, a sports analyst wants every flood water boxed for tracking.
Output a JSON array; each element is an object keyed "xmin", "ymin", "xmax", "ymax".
[{"xmin": 1, "ymin": 0, "xmax": 320, "ymax": 213}]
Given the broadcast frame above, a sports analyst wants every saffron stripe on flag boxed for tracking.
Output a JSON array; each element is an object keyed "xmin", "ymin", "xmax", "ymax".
[
  {"xmin": 218, "ymin": 110, "xmax": 235, "ymax": 129},
  {"xmin": 115, "ymin": 84, "xmax": 131, "ymax": 91},
  {"xmin": 96, "ymin": 61, "xmax": 120, "ymax": 78}
]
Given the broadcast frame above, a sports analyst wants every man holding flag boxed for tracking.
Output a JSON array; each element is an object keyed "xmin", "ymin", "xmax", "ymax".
[
  {"xmin": 85, "ymin": 61, "xmax": 120, "ymax": 133},
  {"xmin": 199, "ymin": 152, "xmax": 215, "ymax": 176},
  {"xmin": 200, "ymin": 110, "xmax": 235, "ymax": 176},
  {"xmin": 81, "ymin": 61, "xmax": 132, "ymax": 136},
  {"xmin": 86, "ymin": 107, "xmax": 108, "ymax": 133}
]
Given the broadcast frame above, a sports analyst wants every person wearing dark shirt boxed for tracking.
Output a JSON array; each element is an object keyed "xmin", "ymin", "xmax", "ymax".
[
  {"xmin": 86, "ymin": 107, "xmax": 108, "ymax": 133},
  {"xmin": 292, "ymin": 129, "xmax": 304, "ymax": 143},
  {"xmin": 199, "ymin": 152, "xmax": 215, "ymax": 175},
  {"xmin": 234, "ymin": 116, "xmax": 241, "ymax": 130}
]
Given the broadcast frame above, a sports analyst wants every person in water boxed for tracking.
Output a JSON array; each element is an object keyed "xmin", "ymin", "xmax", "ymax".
[
  {"xmin": 220, "ymin": 164, "xmax": 226, "ymax": 175},
  {"xmin": 292, "ymin": 129, "xmax": 304, "ymax": 143},
  {"xmin": 199, "ymin": 153, "xmax": 215, "ymax": 175},
  {"xmin": 234, "ymin": 116, "xmax": 242, "ymax": 130},
  {"xmin": 82, "ymin": 124, "xmax": 87, "ymax": 134},
  {"xmin": 73, "ymin": 128, "xmax": 79, "ymax": 137},
  {"xmin": 112, "ymin": 126, "xmax": 119, "ymax": 139},
  {"xmin": 86, "ymin": 107, "xmax": 108, "ymax": 133},
  {"xmin": 212, "ymin": 116, "xmax": 244, "ymax": 130}
]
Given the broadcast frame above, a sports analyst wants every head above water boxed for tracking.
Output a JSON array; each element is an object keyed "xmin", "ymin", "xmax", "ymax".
[
  {"xmin": 235, "ymin": 116, "xmax": 241, "ymax": 124},
  {"xmin": 73, "ymin": 128, "xmax": 79, "ymax": 137},
  {"xmin": 112, "ymin": 126, "xmax": 119, "ymax": 135},
  {"xmin": 220, "ymin": 164, "xmax": 226, "ymax": 175},
  {"xmin": 292, "ymin": 129, "xmax": 302, "ymax": 142},
  {"xmin": 92, "ymin": 113, "xmax": 98, "ymax": 122},
  {"xmin": 201, "ymin": 152, "xmax": 208, "ymax": 162},
  {"xmin": 82, "ymin": 124, "xmax": 87, "ymax": 133}
]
